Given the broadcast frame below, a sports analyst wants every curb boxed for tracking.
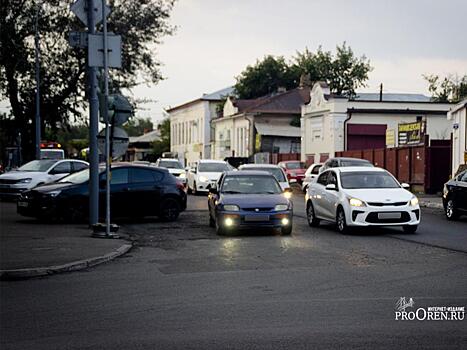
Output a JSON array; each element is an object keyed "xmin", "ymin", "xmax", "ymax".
[{"xmin": 0, "ymin": 243, "xmax": 132, "ymax": 281}]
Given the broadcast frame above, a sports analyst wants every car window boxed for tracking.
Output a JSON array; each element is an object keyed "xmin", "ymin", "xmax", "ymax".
[
  {"xmin": 131, "ymin": 168, "xmax": 159, "ymax": 183},
  {"xmin": 221, "ymin": 175, "xmax": 282, "ymax": 194},
  {"xmin": 311, "ymin": 165, "xmax": 321, "ymax": 174},
  {"xmin": 109, "ymin": 168, "xmax": 129, "ymax": 185},
  {"xmin": 51, "ymin": 162, "xmax": 71, "ymax": 174},
  {"xmin": 460, "ymin": 171, "xmax": 467, "ymax": 182},
  {"xmin": 340, "ymin": 171, "xmax": 400, "ymax": 189},
  {"xmin": 198, "ymin": 163, "xmax": 230, "ymax": 172},
  {"xmin": 18, "ymin": 160, "xmax": 57, "ymax": 172},
  {"xmin": 327, "ymin": 171, "xmax": 338, "ymax": 186},
  {"xmin": 241, "ymin": 167, "xmax": 286, "ymax": 182},
  {"xmin": 158, "ymin": 160, "xmax": 183, "ymax": 169},
  {"xmin": 317, "ymin": 172, "xmax": 328, "ymax": 185},
  {"xmin": 340, "ymin": 159, "xmax": 373, "ymax": 167},
  {"xmin": 72, "ymin": 162, "xmax": 88, "ymax": 172}
]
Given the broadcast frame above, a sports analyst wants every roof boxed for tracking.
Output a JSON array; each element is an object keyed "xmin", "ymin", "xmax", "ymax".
[
  {"xmin": 225, "ymin": 170, "xmax": 273, "ymax": 176},
  {"xmin": 332, "ymin": 157, "xmax": 372, "ymax": 162},
  {"xmin": 239, "ymin": 164, "xmax": 281, "ymax": 169},
  {"xmin": 449, "ymin": 98, "xmax": 467, "ymax": 114},
  {"xmin": 167, "ymin": 86, "xmax": 235, "ymax": 112},
  {"xmin": 129, "ymin": 130, "xmax": 161, "ymax": 144},
  {"xmin": 255, "ymin": 121, "xmax": 301, "ymax": 137},
  {"xmin": 350, "ymin": 93, "xmax": 431, "ymax": 102},
  {"xmin": 197, "ymin": 159, "xmax": 228, "ymax": 164},
  {"xmin": 334, "ymin": 166, "xmax": 386, "ymax": 173}
]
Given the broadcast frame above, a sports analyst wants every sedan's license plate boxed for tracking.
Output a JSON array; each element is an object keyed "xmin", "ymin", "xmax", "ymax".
[
  {"xmin": 244, "ymin": 215, "xmax": 269, "ymax": 222},
  {"xmin": 17, "ymin": 201, "xmax": 29, "ymax": 208},
  {"xmin": 378, "ymin": 212, "xmax": 401, "ymax": 219}
]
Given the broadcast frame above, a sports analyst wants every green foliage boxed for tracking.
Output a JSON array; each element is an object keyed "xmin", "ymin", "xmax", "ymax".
[
  {"xmin": 151, "ymin": 117, "xmax": 170, "ymax": 158},
  {"xmin": 122, "ymin": 117, "xmax": 154, "ymax": 137},
  {"xmin": 234, "ymin": 43, "xmax": 372, "ymax": 99},
  {"xmin": 424, "ymin": 74, "xmax": 467, "ymax": 103},
  {"xmin": 0, "ymin": 0, "xmax": 175, "ymax": 161}
]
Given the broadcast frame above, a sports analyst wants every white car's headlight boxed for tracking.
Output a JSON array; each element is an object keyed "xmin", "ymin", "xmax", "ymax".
[
  {"xmin": 223, "ymin": 204, "xmax": 240, "ymax": 211},
  {"xmin": 274, "ymin": 204, "xmax": 289, "ymax": 211},
  {"xmin": 349, "ymin": 198, "xmax": 366, "ymax": 207},
  {"xmin": 179, "ymin": 172, "xmax": 186, "ymax": 179},
  {"xmin": 410, "ymin": 196, "xmax": 419, "ymax": 206},
  {"xmin": 18, "ymin": 178, "xmax": 32, "ymax": 184},
  {"xmin": 47, "ymin": 190, "xmax": 62, "ymax": 197},
  {"xmin": 198, "ymin": 175, "xmax": 208, "ymax": 182}
]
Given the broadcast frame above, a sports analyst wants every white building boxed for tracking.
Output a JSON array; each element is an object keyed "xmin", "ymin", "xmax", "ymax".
[
  {"xmin": 301, "ymin": 82, "xmax": 453, "ymax": 164},
  {"xmin": 168, "ymin": 87, "xmax": 234, "ymax": 166},
  {"xmin": 448, "ymin": 99, "xmax": 467, "ymax": 176}
]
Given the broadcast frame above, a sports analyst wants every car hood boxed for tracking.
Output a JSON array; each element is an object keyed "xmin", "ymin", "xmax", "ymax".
[
  {"xmin": 220, "ymin": 193, "xmax": 289, "ymax": 208},
  {"xmin": 343, "ymin": 188, "xmax": 413, "ymax": 203},
  {"xmin": 198, "ymin": 172, "xmax": 223, "ymax": 181},
  {"xmin": 0, "ymin": 171, "xmax": 45, "ymax": 180}
]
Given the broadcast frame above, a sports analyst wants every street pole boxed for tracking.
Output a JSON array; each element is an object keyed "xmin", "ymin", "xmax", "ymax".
[
  {"xmin": 34, "ymin": 1, "xmax": 41, "ymax": 160},
  {"xmin": 102, "ymin": 0, "xmax": 111, "ymax": 237},
  {"xmin": 87, "ymin": 0, "xmax": 99, "ymax": 226}
]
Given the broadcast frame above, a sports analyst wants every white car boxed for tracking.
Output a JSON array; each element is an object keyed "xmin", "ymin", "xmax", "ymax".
[
  {"xmin": 187, "ymin": 160, "xmax": 232, "ymax": 194},
  {"xmin": 0, "ymin": 159, "xmax": 89, "ymax": 199},
  {"xmin": 238, "ymin": 164, "xmax": 291, "ymax": 191},
  {"xmin": 301, "ymin": 163, "xmax": 322, "ymax": 192},
  {"xmin": 154, "ymin": 158, "xmax": 186, "ymax": 184},
  {"xmin": 305, "ymin": 167, "xmax": 420, "ymax": 234}
]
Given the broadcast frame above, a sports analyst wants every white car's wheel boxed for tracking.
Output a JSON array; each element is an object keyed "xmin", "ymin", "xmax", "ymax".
[
  {"xmin": 336, "ymin": 207, "xmax": 350, "ymax": 234},
  {"xmin": 306, "ymin": 202, "xmax": 320, "ymax": 227}
]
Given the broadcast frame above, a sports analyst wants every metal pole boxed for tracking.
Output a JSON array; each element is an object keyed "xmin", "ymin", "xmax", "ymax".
[
  {"xmin": 88, "ymin": 0, "xmax": 99, "ymax": 226},
  {"xmin": 102, "ymin": 0, "xmax": 111, "ymax": 236},
  {"xmin": 34, "ymin": 1, "xmax": 41, "ymax": 160}
]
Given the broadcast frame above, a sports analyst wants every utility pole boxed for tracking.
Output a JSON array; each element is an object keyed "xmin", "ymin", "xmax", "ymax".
[
  {"xmin": 87, "ymin": 0, "xmax": 99, "ymax": 225},
  {"xmin": 34, "ymin": 1, "xmax": 41, "ymax": 160}
]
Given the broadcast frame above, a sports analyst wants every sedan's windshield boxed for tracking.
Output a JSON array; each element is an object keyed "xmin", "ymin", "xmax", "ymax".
[
  {"xmin": 242, "ymin": 167, "xmax": 286, "ymax": 182},
  {"xmin": 340, "ymin": 171, "xmax": 400, "ymax": 189},
  {"xmin": 285, "ymin": 161, "xmax": 305, "ymax": 170},
  {"xmin": 198, "ymin": 163, "xmax": 230, "ymax": 172},
  {"xmin": 221, "ymin": 175, "xmax": 282, "ymax": 194},
  {"xmin": 18, "ymin": 160, "xmax": 57, "ymax": 172},
  {"xmin": 59, "ymin": 169, "xmax": 90, "ymax": 184},
  {"xmin": 159, "ymin": 160, "xmax": 183, "ymax": 169}
]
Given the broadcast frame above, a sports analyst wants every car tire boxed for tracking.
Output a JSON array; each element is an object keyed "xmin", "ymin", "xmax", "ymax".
[
  {"xmin": 445, "ymin": 199, "xmax": 459, "ymax": 220},
  {"xmin": 209, "ymin": 213, "xmax": 215, "ymax": 228},
  {"xmin": 306, "ymin": 202, "xmax": 320, "ymax": 227},
  {"xmin": 336, "ymin": 207, "xmax": 350, "ymax": 234},
  {"xmin": 281, "ymin": 225, "xmax": 292, "ymax": 235},
  {"xmin": 402, "ymin": 225, "xmax": 418, "ymax": 234},
  {"xmin": 159, "ymin": 198, "xmax": 180, "ymax": 222}
]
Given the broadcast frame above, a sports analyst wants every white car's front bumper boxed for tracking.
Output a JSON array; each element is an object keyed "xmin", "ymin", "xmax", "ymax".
[{"xmin": 346, "ymin": 204, "xmax": 420, "ymax": 227}]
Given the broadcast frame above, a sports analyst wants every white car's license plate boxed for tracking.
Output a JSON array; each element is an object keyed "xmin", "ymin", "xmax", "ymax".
[
  {"xmin": 17, "ymin": 201, "xmax": 29, "ymax": 207},
  {"xmin": 244, "ymin": 215, "xmax": 269, "ymax": 222},
  {"xmin": 378, "ymin": 212, "xmax": 401, "ymax": 219}
]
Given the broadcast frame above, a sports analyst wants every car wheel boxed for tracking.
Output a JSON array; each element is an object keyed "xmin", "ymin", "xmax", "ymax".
[
  {"xmin": 336, "ymin": 207, "xmax": 350, "ymax": 234},
  {"xmin": 445, "ymin": 199, "xmax": 459, "ymax": 220},
  {"xmin": 402, "ymin": 225, "xmax": 418, "ymax": 234},
  {"xmin": 160, "ymin": 198, "xmax": 180, "ymax": 222},
  {"xmin": 281, "ymin": 225, "xmax": 292, "ymax": 235},
  {"xmin": 306, "ymin": 202, "xmax": 320, "ymax": 227},
  {"xmin": 209, "ymin": 212, "xmax": 215, "ymax": 227}
]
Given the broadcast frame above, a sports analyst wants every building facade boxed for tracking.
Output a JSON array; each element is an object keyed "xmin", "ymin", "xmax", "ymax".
[
  {"xmin": 448, "ymin": 99, "xmax": 467, "ymax": 176},
  {"xmin": 301, "ymin": 82, "xmax": 453, "ymax": 164}
]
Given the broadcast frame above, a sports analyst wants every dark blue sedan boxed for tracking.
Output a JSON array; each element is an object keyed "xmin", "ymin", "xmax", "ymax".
[{"xmin": 207, "ymin": 171, "xmax": 293, "ymax": 235}]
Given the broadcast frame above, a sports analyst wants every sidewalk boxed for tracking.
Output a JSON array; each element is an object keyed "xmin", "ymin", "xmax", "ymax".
[
  {"xmin": 418, "ymin": 194, "xmax": 444, "ymax": 209},
  {"xmin": 0, "ymin": 201, "xmax": 131, "ymax": 280}
]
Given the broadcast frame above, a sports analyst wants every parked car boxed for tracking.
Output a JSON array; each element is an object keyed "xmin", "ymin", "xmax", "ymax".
[
  {"xmin": 319, "ymin": 157, "xmax": 373, "ymax": 173},
  {"xmin": 301, "ymin": 163, "xmax": 322, "ymax": 192},
  {"xmin": 0, "ymin": 159, "xmax": 89, "ymax": 199},
  {"xmin": 17, "ymin": 163, "xmax": 186, "ymax": 222},
  {"xmin": 305, "ymin": 167, "xmax": 420, "ymax": 234},
  {"xmin": 154, "ymin": 158, "xmax": 186, "ymax": 185},
  {"xmin": 278, "ymin": 160, "xmax": 306, "ymax": 184},
  {"xmin": 208, "ymin": 171, "xmax": 293, "ymax": 235},
  {"xmin": 238, "ymin": 163, "xmax": 291, "ymax": 192},
  {"xmin": 443, "ymin": 169, "xmax": 467, "ymax": 220},
  {"xmin": 187, "ymin": 160, "xmax": 233, "ymax": 194}
]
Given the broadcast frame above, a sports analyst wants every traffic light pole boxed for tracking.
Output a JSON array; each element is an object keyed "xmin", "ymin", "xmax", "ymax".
[{"xmin": 87, "ymin": 0, "xmax": 99, "ymax": 226}]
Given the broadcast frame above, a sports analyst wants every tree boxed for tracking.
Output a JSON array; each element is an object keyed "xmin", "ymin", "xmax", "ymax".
[
  {"xmin": 152, "ymin": 117, "xmax": 170, "ymax": 158},
  {"xmin": 234, "ymin": 43, "xmax": 372, "ymax": 99},
  {"xmin": 0, "ymin": 0, "xmax": 175, "ymax": 161},
  {"xmin": 122, "ymin": 117, "xmax": 154, "ymax": 137},
  {"xmin": 424, "ymin": 74, "xmax": 467, "ymax": 103}
]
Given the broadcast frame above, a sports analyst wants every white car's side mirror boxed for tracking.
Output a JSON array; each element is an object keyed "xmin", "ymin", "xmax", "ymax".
[
  {"xmin": 325, "ymin": 184, "xmax": 337, "ymax": 191},
  {"xmin": 401, "ymin": 183, "xmax": 410, "ymax": 190}
]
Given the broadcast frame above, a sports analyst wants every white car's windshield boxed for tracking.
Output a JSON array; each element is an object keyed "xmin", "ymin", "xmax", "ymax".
[
  {"xmin": 221, "ymin": 175, "xmax": 282, "ymax": 194},
  {"xmin": 340, "ymin": 171, "xmax": 400, "ymax": 189},
  {"xmin": 242, "ymin": 167, "xmax": 286, "ymax": 182},
  {"xmin": 198, "ymin": 163, "xmax": 230, "ymax": 172},
  {"xmin": 18, "ymin": 160, "xmax": 57, "ymax": 172},
  {"xmin": 159, "ymin": 160, "xmax": 183, "ymax": 169}
]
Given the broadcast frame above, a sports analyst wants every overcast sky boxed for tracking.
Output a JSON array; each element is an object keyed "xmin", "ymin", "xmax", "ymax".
[{"xmin": 132, "ymin": 0, "xmax": 466, "ymax": 124}]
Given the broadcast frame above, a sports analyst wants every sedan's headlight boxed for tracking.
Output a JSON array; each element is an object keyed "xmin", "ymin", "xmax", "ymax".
[
  {"xmin": 198, "ymin": 175, "xmax": 208, "ymax": 182},
  {"xmin": 349, "ymin": 198, "xmax": 366, "ymax": 207},
  {"xmin": 18, "ymin": 178, "xmax": 32, "ymax": 184},
  {"xmin": 47, "ymin": 190, "xmax": 62, "ymax": 197},
  {"xmin": 223, "ymin": 204, "xmax": 240, "ymax": 211},
  {"xmin": 179, "ymin": 172, "xmax": 186, "ymax": 179},
  {"xmin": 274, "ymin": 204, "xmax": 289, "ymax": 211},
  {"xmin": 283, "ymin": 191, "xmax": 292, "ymax": 199},
  {"xmin": 410, "ymin": 196, "xmax": 419, "ymax": 206}
]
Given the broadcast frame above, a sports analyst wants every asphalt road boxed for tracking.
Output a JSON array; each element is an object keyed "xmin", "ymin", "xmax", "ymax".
[{"xmin": 1, "ymin": 192, "xmax": 466, "ymax": 349}]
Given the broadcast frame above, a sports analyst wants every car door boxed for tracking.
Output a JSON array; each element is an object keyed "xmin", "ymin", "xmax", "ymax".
[
  {"xmin": 99, "ymin": 167, "xmax": 130, "ymax": 218},
  {"xmin": 71, "ymin": 161, "xmax": 88, "ymax": 173},
  {"xmin": 129, "ymin": 167, "xmax": 164, "ymax": 216},
  {"xmin": 312, "ymin": 171, "xmax": 329, "ymax": 218},
  {"xmin": 48, "ymin": 161, "xmax": 72, "ymax": 182},
  {"xmin": 321, "ymin": 171, "xmax": 340, "ymax": 219}
]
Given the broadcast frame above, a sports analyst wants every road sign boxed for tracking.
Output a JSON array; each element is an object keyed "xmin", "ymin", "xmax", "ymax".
[
  {"xmin": 71, "ymin": 0, "xmax": 110, "ymax": 28},
  {"xmin": 97, "ymin": 127, "xmax": 129, "ymax": 159},
  {"xmin": 68, "ymin": 31, "xmax": 88, "ymax": 48},
  {"xmin": 88, "ymin": 33, "xmax": 122, "ymax": 68}
]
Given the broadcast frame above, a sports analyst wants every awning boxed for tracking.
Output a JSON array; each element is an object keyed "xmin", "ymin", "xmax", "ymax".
[{"xmin": 254, "ymin": 122, "xmax": 300, "ymax": 137}]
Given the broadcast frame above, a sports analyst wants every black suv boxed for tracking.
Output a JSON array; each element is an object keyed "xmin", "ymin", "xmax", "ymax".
[
  {"xmin": 443, "ymin": 170, "xmax": 467, "ymax": 220},
  {"xmin": 17, "ymin": 163, "xmax": 187, "ymax": 222}
]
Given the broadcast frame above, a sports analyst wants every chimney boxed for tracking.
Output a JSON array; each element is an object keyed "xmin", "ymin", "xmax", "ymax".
[{"xmin": 379, "ymin": 83, "xmax": 383, "ymax": 101}]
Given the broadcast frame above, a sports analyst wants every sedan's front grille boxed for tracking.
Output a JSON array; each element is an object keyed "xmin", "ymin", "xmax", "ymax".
[
  {"xmin": 242, "ymin": 207, "xmax": 274, "ymax": 212},
  {"xmin": 366, "ymin": 212, "xmax": 411, "ymax": 224},
  {"xmin": 367, "ymin": 202, "xmax": 407, "ymax": 207}
]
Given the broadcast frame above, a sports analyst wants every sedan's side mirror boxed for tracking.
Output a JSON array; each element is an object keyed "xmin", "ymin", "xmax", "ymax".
[
  {"xmin": 401, "ymin": 183, "xmax": 410, "ymax": 190},
  {"xmin": 325, "ymin": 184, "xmax": 337, "ymax": 191}
]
